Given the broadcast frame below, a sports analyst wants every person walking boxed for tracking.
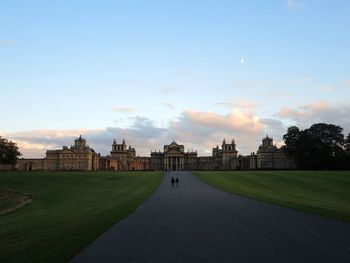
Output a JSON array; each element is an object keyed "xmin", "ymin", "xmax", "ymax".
[
  {"xmin": 171, "ymin": 177, "xmax": 175, "ymax": 188},
  {"xmin": 175, "ymin": 177, "xmax": 179, "ymax": 187}
]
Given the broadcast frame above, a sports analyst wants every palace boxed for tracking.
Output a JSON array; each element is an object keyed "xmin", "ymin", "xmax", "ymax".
[{"xmin": 15, "ymin": 135, "xmax": 295, "ymax": 171}]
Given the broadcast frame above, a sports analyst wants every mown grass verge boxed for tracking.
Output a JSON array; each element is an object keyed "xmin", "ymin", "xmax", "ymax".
[
  {"xmin": 194, "ymin": 171, "xmax": 350, "ymax": 222},
  {"xmin": 0, "ymin": 171, "xmax": 163, "ymax": 263}
]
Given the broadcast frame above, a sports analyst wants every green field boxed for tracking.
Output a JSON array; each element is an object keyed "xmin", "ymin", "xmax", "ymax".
[
  {"xmin": 194, "ymin": 171, "xmax": 350, "ymax": 222},
  {"xmin": 0, "ymin": 171, "xmax": 163, "ymax": 263}
]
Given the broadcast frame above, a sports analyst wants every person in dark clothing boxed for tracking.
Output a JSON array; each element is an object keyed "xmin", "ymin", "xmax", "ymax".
[
  {"xmin": 175, "ymin": 177, "xmax": 179, "ymax": 187},
  {"xmin": 171, "ymin": 177, "xmax": 175, "ymax": 187}
]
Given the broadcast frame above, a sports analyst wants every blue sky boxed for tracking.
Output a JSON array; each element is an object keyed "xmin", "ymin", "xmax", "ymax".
[{"xmin": 1, "ymin": 0, "xmax": 350, "ymax": 157}]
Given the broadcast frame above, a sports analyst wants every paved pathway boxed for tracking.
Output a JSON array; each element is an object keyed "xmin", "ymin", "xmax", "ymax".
[{"xmin": 73, "ymin": 171, "xmax": 350, "ymax": 263}]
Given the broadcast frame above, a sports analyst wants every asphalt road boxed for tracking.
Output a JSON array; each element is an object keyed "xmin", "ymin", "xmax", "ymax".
[{"xmin": 72, "ymin": 171, "xmax": 350, "ymax": 263}]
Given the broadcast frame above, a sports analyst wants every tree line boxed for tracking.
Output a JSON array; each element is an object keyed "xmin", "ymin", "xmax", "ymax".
[{"xmin": 282, "ymin": 123, "xmax": 350, "ymax": 169}]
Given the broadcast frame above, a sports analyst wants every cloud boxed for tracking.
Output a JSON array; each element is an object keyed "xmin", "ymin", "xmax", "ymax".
[
  {"xmin": 270, "ymin": 91, "xmax": 294, "ymax": 98},
  {"xmin": 112, "ymin": 105, "xmax": 137, "ymax": 113},
  {"xmin": 163, "ymin": 102, "xmax": 176, "ymax": 110},
  {"xmin": 168, "ymin": 110, "xmax": 265, "ymax": 154},
  {"xmin": 4, "ymin": 108, "xmax": 275, "ymax": 158},
  {"xmin": 261, "ymin": 118, "xmax": 285, "ymax": 136},
  {"xmin": 161, "ymin": 86, "xmax": 176, "ymax": 93},
  {"xmin": 216, "ymin": 99, "xmax": 258, "ymax": 113},
  {"xmin": 178, "ymin": 110, "xmax": 262, "ymax": 133},
  {"xmin": 315, "ymin": 85, "xmax": 334, "ymax": 92},
  {"xmin": 173, "ymin": 70, "xmax": 191, "ymax": 77},
  {"xmin": 12, "ymin": 101, "xmax": 350, "ymax": 159},
  {"xmin": 232, "ymin": 79, "xmax": 271, "ymax": 90},
  {"xmin": 289, "ymin": 76, "xmax": 313, "ymax": 84},
  {"xmin": 276, "ymin": 101, "xmax": 350, "ymax": 131},
  {"xmin": 108, "ymin": 110, "xmax": 266, "ymax": 156},
  {"xmin": 0, "ymin": 39, "xmax": 17, "ymax": 47},
  {"xmin": 287, "ymin": 0, "xmax": 305, "ymax": 11},
  {"xmin": 2, "ymin": 129, "xmax": 102, "ymax": 158}
]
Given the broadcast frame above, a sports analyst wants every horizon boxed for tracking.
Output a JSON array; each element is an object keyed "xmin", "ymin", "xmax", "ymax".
[{"xmin": 1, "ymin": 0, "xmax": 350, "ymax": 158}]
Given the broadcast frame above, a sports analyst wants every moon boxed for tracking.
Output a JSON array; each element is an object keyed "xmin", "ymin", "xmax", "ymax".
[{"xmin": 241, "ymin": 58, "xmax": 244, "ymax": 64}]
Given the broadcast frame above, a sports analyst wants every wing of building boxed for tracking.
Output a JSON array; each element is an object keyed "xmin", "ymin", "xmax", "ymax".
[
  {"xmin": 16, "ymin": 135, "xmax": 99, "ymax": 171},
  {"xmin": 15, "ymin": 135, "xmax": 295, "ymax": 171},
  {"xmin": 255, "ymin": 135, "xmax": 296, "ymax": 169}
]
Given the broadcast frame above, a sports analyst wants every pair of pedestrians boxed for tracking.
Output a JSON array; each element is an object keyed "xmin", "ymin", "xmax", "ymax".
[{"xmin": 171, "ymin": 177, "xmax": 179, "ymax": 187}]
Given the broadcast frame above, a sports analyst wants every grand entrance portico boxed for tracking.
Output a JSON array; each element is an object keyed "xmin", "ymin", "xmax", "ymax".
[
  {"xmin": 165, "ymin": 156, "xmax": 185, "ymax": 171},
  {"xmin": 164, "ymin": 141, "xmax": 186, "ymax": 171}
]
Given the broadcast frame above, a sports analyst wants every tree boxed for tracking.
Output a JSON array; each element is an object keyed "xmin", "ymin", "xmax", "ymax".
[
  {"xmin": 282, "ymin": 126, "xmax": 300, "ymax": 156},
  {"xmin": 283, "ymin": 123, "xmax": 347, "ymax": 169},
  {"xmin": 0, "ymin": 136, "xmax": 21, "ymax": 165},
  {"xmin": 345, "ymin": 132, "xmax": 350, "ymax": 153},
  {"xmin": 345, "ymin": 133, "xmax": 350, "ymax": 169},
  {"xmin": 306, "ymin": 123, "xmax": 344, "ymax": 169}
]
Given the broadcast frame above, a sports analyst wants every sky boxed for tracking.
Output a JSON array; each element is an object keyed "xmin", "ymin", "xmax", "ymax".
[{"xmin": 1, "ymin": 0, "xmax": 350, "ymax": 158}]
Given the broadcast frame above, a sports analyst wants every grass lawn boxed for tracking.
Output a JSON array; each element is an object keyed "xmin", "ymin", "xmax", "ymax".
[
  {"xmin": 0, "ymin": 171, "xmax": 163, "ymax": 263},
  {"xmin": 194, "ymin": 171, "xmax": 350, "ymax": 222}
]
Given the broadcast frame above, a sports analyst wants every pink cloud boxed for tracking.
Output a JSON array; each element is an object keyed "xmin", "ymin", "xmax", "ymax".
[
  {"xmin": 302, "ymin": 101, "xmax": 329, "ymax": 111},
  {"xmin": 3, "ymin": 109, "xmax": 268, "ymax": 158},
  {"xmin": 181, "ymin": 110, "xmax": 262, "ymax": 133},
  {"xmin": 2, "ymin": 129, "xmax": 103, "ymax": 158},
  {"xmin": 7, "ymin": 100, "xmax": 350, "ymax": 159}
]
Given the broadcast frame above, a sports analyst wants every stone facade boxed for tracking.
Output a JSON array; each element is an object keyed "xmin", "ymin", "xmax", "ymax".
[
  {"xmin": 99, "ymin": 139, "xmax": 151, "ymax": 171},
  {"xmin": 254, "ymin": 135, "xmax": 296, "ymax": 169},
  {"xmin": 45, "ymin": 136, "xmax": 99, "ymax": 171},
  {"xmin": 16, "ymin": 159, "xmax": 45, "ymax": 171},
  {"xmin": 13, "ymin": 135, "xmax": 295, "ymax": 171}
]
